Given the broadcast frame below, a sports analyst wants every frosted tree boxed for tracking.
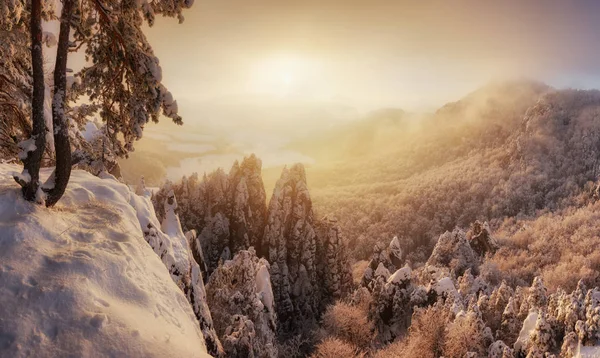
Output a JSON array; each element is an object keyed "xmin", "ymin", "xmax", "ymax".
[
  {"xmin": 557, "ymin": 280, "xmax": 587, "ymax": 334},
  {"xmin": 488, "ymin": 340, "xmax": 514, "ymax": 358},
  {"xmin": 578, "ymin": 288, "xmax": 600, "ymax": 345},
  {"xmin": 485, "ymin": 280, "xmax": 514, "ymax": 334},
  {"xmin": 135, "ymin": 175, "xmax": 147, "ymax": 196},
  {"xmin": 497, "ymin": 296, "xmax": 520, "ymax": 346},
  {"xmin": 12, "ymin": 0, "xmax": 193, "ymax": 206},
  {"xmin": 527, "ymin": 277, "xmax": 548, "ymax": 311},
  {"xmin": 221, "ymin": 315, "xmax": 257, "ymax": 358},
  {"xmin": 525, "ymin": 310, "xmax": 554, "ymax": 358},
  {"xmin": 457, "ymin": 268, "xmax": 489, "ymax": 298},
  {"xmin": 0, "ymin": 0, "xmax": 53, "ymax": 161},
  {"xmin": 72, "ymin": 0, "xmax": 192, "ymax": 156},
  {"xmin": 444, "ymin": 297, "xmax": 493, "ymax": 357},
  {"xmin": 560, "ymin": 331, "xmax": 578, "ymax": 358}
]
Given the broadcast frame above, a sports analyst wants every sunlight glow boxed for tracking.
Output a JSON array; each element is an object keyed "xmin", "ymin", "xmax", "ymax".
[{"xmin": 248, "ymin": 54, "xmax": 321, "ymax": 96}]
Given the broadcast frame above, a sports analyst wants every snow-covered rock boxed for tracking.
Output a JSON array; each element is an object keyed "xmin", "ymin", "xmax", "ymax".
[
  {"xmin": 361, "ymin": 238, "xmax": 401, "ymax": 288},
  {"xmin": 432, "ymin": 277, "xmax": 458, "ymax": 298},
  {"xmin": 205, "ymin": 249, "xmax": 277, "ymax": 357},
  {"xmin": 0, "ymin": 164, "xmax": 210, "ymax": 357},
  {"xmin": 387, "ymin": 265, "xmax": 412, "ymax": 285},
  {"xmin": 370, "ymin": 263, "xmax": 416, "ymax": 342},
  {"xmin": 263, "ymin": 164, "xmax": 319, "ymax": 332},
  {"xmin": 388, "ymin": 236, "xmax": 403, "ymax": 268},
  {"xmin": 515, "ymin": 310, "xmax": 538, "ymax": 353},
  {"xmin": 427, "ymin": 229, "xmax": 479, "ymax": 277},
  {"xmin": 153, "ymin": 154, "xmax": 267, "ymax": 277},
  {"xmin": 315, "ymin": 216, "xmax": 354, "ymax": 310},
  {"xmin": 147, "ymin": 189, "xmax": 223, "ymax": 356},
  {"xmin": 466, "ymin": 220, "xmax": 498, "ymax": 256},
  {"xmin": 228, "ymin": 155, "xmax": 267, "ymax": 256}
]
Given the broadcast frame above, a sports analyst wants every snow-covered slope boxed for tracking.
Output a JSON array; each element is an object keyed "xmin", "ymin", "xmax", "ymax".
[{"xmin": 0, "ymin": 164, "xmax": 210, "ymax": 358}]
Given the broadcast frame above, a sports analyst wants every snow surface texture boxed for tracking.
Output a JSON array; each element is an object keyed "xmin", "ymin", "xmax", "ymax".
[{"xmin": 0, "ymin": 164, "xmax": 210, "ymax": 358}]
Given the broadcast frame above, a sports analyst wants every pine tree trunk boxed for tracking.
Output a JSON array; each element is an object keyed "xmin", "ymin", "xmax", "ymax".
[
  {"xmin": 44, "ymin": 0, "xmax": 74, "ymax": 207},
  {"xmin": 15, "ymin": 0, "xmax": 46, "ymax": 201}
]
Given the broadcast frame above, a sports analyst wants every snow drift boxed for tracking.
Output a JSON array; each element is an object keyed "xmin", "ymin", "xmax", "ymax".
[{"xmin": 0, "ymin": 164, "xmax": 210, "ymax": 357}]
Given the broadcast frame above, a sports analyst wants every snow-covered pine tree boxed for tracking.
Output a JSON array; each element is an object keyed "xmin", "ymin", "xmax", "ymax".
[
  {"xmin": 72, "ymin": 0, "xmax": 192, "ymax": 157},
  {"xmin": 485, "ymin": 280, "xmax": 514, "ymax": 334},
  {"xmin": 560, "ymin": 331, "xmax": 578, "ymax": 358},
  {"xmin": 221, "ymin": 315, "xmax": 257, "ymax": 358},
  {"xmin": 488, "ymin": 340, "xmax": 514, "ymax": 358},
  {"xmin": 557, "ymin": 280, "xmax": 587, "ymax": 334},
  {"xmin": 525, "ymin": 310, "xmax": 555, "ymax": 358},
  {"xmin": 580, "ymin": 288, "xmax": 600, "ymax": 345},
  {"xmin": 11, "ymin": 0, "xmax": 193, "ymax": 206},
  {"xmin": 444, "ymin": 297, "xmax": 494, "ymax": 357},
  {"xmin": 497, "ymin": 296, "xmax": 520, "ymax": 346},
  {"xmin": 528, "ymin": 276, "xmax": 549, "ymax": 311},
  {"xmin": 0, "ymin": 0, "xmax": 53, "ymax": 161}
]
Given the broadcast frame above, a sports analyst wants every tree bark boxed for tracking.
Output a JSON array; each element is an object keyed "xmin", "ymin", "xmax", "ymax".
[
  {"xmin": 14, "ymin": 0, "xmax": 46, "ymax": 201},
  {"xmin": 44, "ymin": 0, "xmax": 75, "ymax": 207}
]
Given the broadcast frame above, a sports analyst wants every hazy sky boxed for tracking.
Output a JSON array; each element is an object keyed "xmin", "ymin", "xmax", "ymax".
[{"xmin": 143, "ymin": 0, "xmax": 600, "ymax": 112}]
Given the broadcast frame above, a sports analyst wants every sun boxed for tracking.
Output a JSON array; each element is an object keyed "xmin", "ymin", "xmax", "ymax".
[
  {"xmin": 249, "ymin": 54, "xmax": 319, "ymax": 96},
  {"xmin": 281, "ymin": 71, "xmax": 294, "ymax": 86}
]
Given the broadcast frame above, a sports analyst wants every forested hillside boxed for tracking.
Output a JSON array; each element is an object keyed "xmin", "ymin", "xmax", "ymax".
[{"xmin": 299, "ymin": 82, "xmax": 600, "ymax": 268}]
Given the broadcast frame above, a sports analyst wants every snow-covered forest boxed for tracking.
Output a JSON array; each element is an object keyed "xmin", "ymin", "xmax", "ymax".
[
  {"xmin": 4, "ymin": 0, "xmax": 600, "ymax": 357},
  {"xmin": 119, "ymin": 81, "xmax": 600, "ymax": 357}
]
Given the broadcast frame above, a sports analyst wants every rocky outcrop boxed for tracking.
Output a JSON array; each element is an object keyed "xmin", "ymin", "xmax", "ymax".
[
  {"xmin": 362, "ymin": 236, "xmax": 403, "ymax": 288},
  {"xmin": 466, "ymin": 221, "xmax": 498, "ymax": 256},
  {"xmin": 315, "ymin": 216, "xmax": 354, "ymax": 311},
  {"xmin": 427, "ymin": 229, "xmax": 479, "ymax": 277},
  {"xmin": 263, "ymin": 164, "xmax": 318, "ymax": 332},
  {"xmin": 262, "ymin": 164, "xmax": 354, "ymax": 333},
  {"xmin": 143, "ymin": 190, "xmax": 224, "ymax": 357},
  {"xmin": 155, "ymin": 159, "xmax": 353, "ymax": 337},
  {"xmin": 153, "ymin": 154, "xmax": 267, "ymax": 277},
  {"xmin": 228, "ymin": 154, "xmax": 268, "ymax": 255},
  {"xmin": 205, "ymin": 249, "xmax": 277, "ymax": 358},
  {"xmin": 369, "ymin": 265, "xmax": 418, "ymax": 342}
]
